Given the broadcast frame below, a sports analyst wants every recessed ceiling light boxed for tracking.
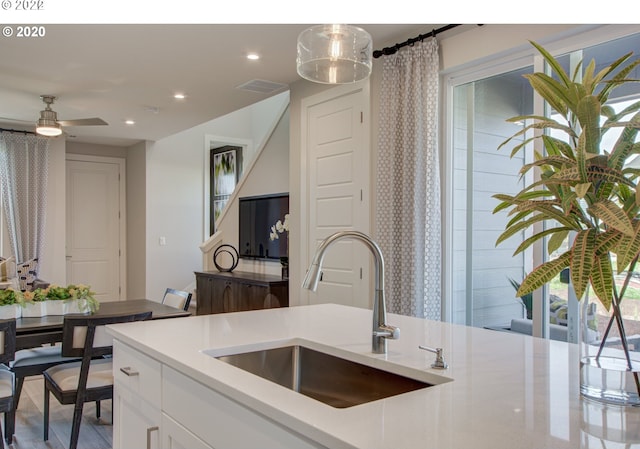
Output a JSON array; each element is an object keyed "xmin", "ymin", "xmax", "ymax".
[
  {"xmin": 125, "ymin": 120, "xmax": 135, "ymax": 125},
  {"xmin": 174, "ymin": 93, "xmax": 186, "ymax": 99},
  {"xmin": 247, "ymin": 53, "xmax": 260, "ymax": 61}
]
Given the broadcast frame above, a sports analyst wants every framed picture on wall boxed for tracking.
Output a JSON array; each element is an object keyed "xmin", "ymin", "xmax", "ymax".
[{"xmin": 210, "ymin": 145, "xmax": 243, "ymax": 234}]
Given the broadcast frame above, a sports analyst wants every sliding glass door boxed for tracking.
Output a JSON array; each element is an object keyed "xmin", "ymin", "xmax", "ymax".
[
  {"xmin": 447, "ymin": 31, "xmax": 640, "ymax": 340},
  {"xmin": 450, "ymin": 66, "xmax": 534, "ymax": 328}
]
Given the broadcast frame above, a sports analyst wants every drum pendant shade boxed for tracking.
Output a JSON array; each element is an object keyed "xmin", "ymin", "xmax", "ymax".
[{"xmin": 296, "ymin": 24, "xmax": 372, "ymax": 84}]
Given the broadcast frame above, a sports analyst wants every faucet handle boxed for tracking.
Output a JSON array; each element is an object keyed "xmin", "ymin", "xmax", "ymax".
[
  {"xmin": 419, "ymin": 345, "xmax": 448, "ymax": 369},
  {"xmin": 373, "ymin": 325, "xmax": 400, "ymax": 340}
]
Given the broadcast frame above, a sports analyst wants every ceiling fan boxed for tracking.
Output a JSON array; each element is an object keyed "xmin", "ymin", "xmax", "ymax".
[{"xmin": 34, "ymin": 95, "xmax": 108, "ymax": 136}]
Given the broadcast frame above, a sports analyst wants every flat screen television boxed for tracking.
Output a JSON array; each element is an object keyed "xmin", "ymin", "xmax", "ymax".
[{"xmin": 238, "ymin": 193, "xmax": 289, "ymax": 260}]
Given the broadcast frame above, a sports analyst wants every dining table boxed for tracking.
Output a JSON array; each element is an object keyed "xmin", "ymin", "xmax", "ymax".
[{"xmin": 15, "ymin": 298, "xmax": 191, "ymax": 350}]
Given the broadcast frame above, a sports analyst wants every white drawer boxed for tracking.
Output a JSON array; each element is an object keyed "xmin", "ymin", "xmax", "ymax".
[{"xmin": 113, "ymin": 340, "xmax": 161, "ymax": 407}]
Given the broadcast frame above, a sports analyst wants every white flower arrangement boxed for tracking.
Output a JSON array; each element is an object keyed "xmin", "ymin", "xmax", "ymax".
[{"xmin": 269, "ymin": 214, "xmax": 290, "ymax": 241}]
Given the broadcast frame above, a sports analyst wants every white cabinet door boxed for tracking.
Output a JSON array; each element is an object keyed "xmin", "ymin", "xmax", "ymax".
[
  {"xmin": 113, "ymin": 382, "xmax": 161, "ymax": 449},
  {"xmin": 162, "ymin": 413, "xmax": 214, "ymax": 449},
  {"xmin": 162, "ymin": 366, "xmax": 325, "ymax": 449}
]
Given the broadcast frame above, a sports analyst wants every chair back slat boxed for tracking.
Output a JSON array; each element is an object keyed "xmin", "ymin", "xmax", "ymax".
[
  {"xmin": 0, "ymin": 319, "xmax": 16, "ymax": 365},
  {"xmin": 162, "ymin": 288, "xmax": 192, "ymax": 311},
  {"xmin": 61, "ymin": 311, "xmax": 152, "ymax": 358}
]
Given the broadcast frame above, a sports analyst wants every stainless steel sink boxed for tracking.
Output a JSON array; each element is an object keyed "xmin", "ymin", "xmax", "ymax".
[{"xmin": 214, "ymin": 344, "xmax": 437, "ymax": 408}]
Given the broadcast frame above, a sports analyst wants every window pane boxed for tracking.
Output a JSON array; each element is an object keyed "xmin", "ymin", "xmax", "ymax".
[{"xmin": 451, "ymin": 66, "xmax": 534, "ymax": 328}]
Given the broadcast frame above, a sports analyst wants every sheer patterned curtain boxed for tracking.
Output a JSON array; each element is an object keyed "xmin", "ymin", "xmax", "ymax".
[
  {"xmin": 0, "ymin": 132, "xmax": 50, "ymax": 264},
  {"xmin": 375, "ymin": 38, "xmax": 441, "ymax": 319}
]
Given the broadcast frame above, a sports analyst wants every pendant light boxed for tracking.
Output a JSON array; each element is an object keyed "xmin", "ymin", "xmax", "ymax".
[{"xmin": 296, "ymin": 24, "xmax": 372, "ymax": 84}]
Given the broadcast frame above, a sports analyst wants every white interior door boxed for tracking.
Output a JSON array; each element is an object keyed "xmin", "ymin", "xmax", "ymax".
[
  {"xmin": 305, "ymin": 85, "xmax": 371, "ymax": 308},
  {"xmin": 66, "ymin": 157, "xmax": 124, "ymax": 302}
]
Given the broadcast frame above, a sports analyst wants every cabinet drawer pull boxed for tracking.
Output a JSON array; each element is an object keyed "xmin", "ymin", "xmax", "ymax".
[
  {"xmin": 119, "ymin": 366, "xmax": 139, "ymax": 377},
  {"xmin": 146, "ymin": 426, "xmax": 159, "ymax": 449}
]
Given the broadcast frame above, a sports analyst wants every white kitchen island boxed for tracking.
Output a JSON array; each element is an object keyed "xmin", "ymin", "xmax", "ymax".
[{"xmin": 105, "ymin": 303, "xmax": 640, "ymax": 449}]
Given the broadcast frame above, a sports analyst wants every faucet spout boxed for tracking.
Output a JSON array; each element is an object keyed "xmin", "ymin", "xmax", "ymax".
[{"xmin": 302, "ymin": 230, "xmax": 399, "ymax": 354}]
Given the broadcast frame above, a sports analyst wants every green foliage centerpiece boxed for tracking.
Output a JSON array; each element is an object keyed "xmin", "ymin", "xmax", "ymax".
[{"xmin": 494, "ymin": 42, "xmax": 640, "ymax": 405}]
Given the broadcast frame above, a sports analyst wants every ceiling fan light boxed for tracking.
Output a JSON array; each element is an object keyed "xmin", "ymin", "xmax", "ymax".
[
  {"xmin": 297, "ymin": 24, "xmax": 372, "ymax": 84},
  {"xmin": 36, "ymin": 119, "xmax": 62, "ymax": 136}
]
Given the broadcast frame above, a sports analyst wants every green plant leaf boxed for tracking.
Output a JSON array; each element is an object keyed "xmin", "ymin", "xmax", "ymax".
[
  {"xmin": 512, "ymin": 226, "xmax": 571, "ymax": 256},
  {"xmin": 548, "ymin": 228, "xmax": 570, "ymax": 254},
  {"xmin": 576, "ymin": 96, "xmax": 601, "ymax": 154},
  {"xmin": 529, "ymin": 41, "xmax": 572, "ymax": 88},
  {"xmin": 615, "ymin": 221, "xmax": 640, "ymax": 273},
  {"xmin": 590, "ymin": 253, "xmax": 613, "ymax": 310},
  {"xmin": 608, "ymin": 112, "xmax": 640, "ymax": 170},
  {"xmin": 571, "ymin": 229, "xmax": 596, "ymax": 299},
  {"xmin": 574, "ymin": 183, "xmax": 592, "ymax": 198},
  {"xmin": 595, "ymin": 229, "xmax": 623, "ymax": 256},
  {"xmin": 521, "ymin": 156, "xmax": 575, "ymax": 174},
  {"xmin": 560, "ymin": 190, "xmax": 578, "ymax": 216},
  {"xmin": 518, "ymin": 252, "xmax": 571, "ymax": 297},
  {"xmin": 588, "ymin": 199, "xmax": 634, "ymax": 236},
  {"xmin": 581, "ymin": 59, "xmax": 597, "ymax": 93},
  {"xmin": 524, "ymin": 73, "xmax": 571, "ymax": 117},
  {"xmin": 495, "ymin": 213, "xmax": 552, "ymax": 246},
  {"xmin": 597, "ymin": 54, "xmax": 639, "ymax": 102},
  {"xmin": 542, "ymin": 135, "xmax": 576, "ymax": 160}
]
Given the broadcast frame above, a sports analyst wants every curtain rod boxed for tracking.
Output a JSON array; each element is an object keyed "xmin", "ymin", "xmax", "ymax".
[
  {"xmin": 0, "ymin": 127, "xmax": 36, "ymax": 135},
  {"xmin": 373, "ymin": 24, "xmax": 461, "ymax": 58}
]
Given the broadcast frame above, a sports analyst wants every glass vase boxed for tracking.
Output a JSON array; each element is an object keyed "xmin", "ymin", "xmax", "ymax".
[{"xmin": 580, "ymin": 294, "xmax": 640, "ymax": 406}]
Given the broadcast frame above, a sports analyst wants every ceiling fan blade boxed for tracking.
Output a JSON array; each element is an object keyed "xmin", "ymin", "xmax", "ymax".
[{"xmin": 58, "ymin": 118, "xmax": 108, "ymax": 126}]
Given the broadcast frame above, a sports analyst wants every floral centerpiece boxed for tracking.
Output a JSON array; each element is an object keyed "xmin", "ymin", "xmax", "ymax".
[
  {"xmin": 270, "ymin": 214, "xmax": 290, "ymax": 279},
  {"xmin": 19, "ymin": 284, "xmax": 99, "ymax": 317},
  {"xmin": 48, "ymin": 284, "xmax": 99, "ymax": 314}
]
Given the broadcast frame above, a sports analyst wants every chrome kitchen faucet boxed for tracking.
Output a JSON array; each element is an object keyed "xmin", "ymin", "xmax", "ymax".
[{"xmin": 302, "ymin": 231, "xmax": 399, "ymax": 354}]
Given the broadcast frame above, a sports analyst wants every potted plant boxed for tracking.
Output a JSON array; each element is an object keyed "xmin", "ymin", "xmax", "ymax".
[
  {"xmin": 0, "ymin": 288, "xmax": 23, "ymax": 319},
  {"xmin": 36, "ymin": 286, "xmax": 66, "ymax": 315},
  {"xmin": 65, "ymin": 284, "xmax": 99, "ymax": 314},
  {"xmin": 45, "ymin": 284, "xmax": 99, "ymax": 314},
  {"xmin": 494, "ymin": 41, "xmax": 640, "ymax": 405},
  {"xmin": 21, "ymin": 288, "xmax": 48, "ymax": 317}
]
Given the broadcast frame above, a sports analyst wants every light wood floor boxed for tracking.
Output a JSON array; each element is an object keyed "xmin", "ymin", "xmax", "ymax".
[{"xmin": 5, "ymin": 376, "xmax": 112, "ymax": 449}]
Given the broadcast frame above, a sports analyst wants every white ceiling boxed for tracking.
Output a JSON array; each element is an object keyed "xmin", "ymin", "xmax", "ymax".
[{"xmin": 0, "ymin": 24, "xmax": 445, "ymax": 147}]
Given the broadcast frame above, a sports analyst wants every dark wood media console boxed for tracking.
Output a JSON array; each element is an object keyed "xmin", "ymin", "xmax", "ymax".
[{"xmin": 194, "ymin": 271, "xmax": 289, "ymax": 315}]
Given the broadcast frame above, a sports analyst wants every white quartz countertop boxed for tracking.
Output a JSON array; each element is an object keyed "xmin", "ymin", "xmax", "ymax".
[{"xmin": 106, "ymin": 303, "xmax": 640, "ymax": 449}]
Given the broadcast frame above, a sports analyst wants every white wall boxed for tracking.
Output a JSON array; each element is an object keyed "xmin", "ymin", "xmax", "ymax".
[
  {"xmin": 207, "ymin": 107, "xmax": 290, "ymax": 276},
  {"xmin": 145, "ymin": 92, "xmax": 289, "ymax": 301},
  {"xmin": 126, "ymin": 140, "xmax": 148, "ymax": 298}
]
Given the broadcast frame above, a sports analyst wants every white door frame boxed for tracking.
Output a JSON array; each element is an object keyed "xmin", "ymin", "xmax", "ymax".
[
  {"xmin": 65, "ymin": 153, "xmax": 127, "ymax": 298},
  {"xmin": 299, "ymin": 81, "xmax": 371, "ymax": 306}
]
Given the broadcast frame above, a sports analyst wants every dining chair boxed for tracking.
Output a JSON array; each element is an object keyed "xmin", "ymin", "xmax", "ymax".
[
  {"xmin": 4, "ymin": 344, "xmax": 82, "ymax": 445},
  {"xmin": 43, "ymin": 311, "xmax": 152, "ymax": 449},
  {"xmin": 161, "ymin": 288, "xmax": 192, "ymax": 312},
  {"xmin": 0, "ymin": 319, "xmax": 16, "ymax": 449}
]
